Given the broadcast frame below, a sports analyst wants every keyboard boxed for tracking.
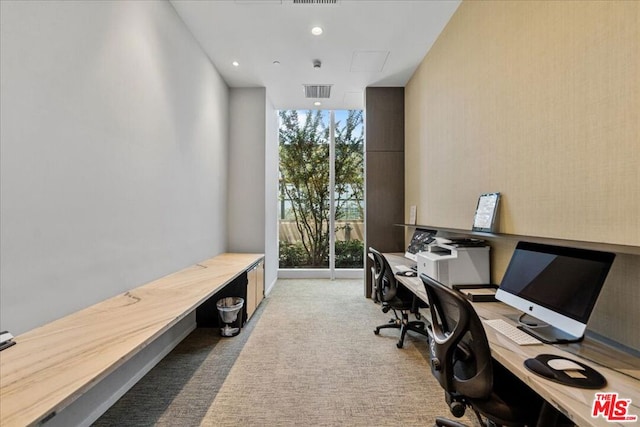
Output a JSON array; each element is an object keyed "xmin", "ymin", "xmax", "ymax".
[{"xmin": 484, "ymin": 319, "xmax": 543, "ymax": 346}]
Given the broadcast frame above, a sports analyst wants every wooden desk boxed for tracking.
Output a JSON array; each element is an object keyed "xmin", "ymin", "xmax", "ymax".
[
  {"xmin": 384, "ymin": 253, "xmax": 640, "ymax": 427},
  {"xmin": 0, "ymin": 253, "xmax": 264, "ymax": 427}
]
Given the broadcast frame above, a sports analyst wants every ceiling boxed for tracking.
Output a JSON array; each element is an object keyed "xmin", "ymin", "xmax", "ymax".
[{"xmin": 170, "ymin": 0, "xmax": 460, "ymax": 110}]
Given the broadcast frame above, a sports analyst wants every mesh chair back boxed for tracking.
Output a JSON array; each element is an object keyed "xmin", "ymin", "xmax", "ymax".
[
  {"xmin": 369, "ymin": 247, "xmax": 398, "ymax": 303},
  {"xmin": 421, "ymin": 274, "xmax": 493, "ymax": 400}
]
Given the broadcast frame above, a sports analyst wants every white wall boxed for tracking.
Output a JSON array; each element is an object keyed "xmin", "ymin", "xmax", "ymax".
[
  {"xmin": 227, "ymin": 88, "xmax": 278, "ymax": 290},
  {"xmin": 227, "ymin": 87, "xmax": 279, "ymax": 293},
  {"xmin": 264, "ymin": 95, "xmax": 279, "ymax": 293},
  {"xmin": 0, "ymin": 0, "xmax": 229, "ymax": 334},
  {"xmin": 227, "ymin": 88, "xmax": 266, "ymax": 253}
]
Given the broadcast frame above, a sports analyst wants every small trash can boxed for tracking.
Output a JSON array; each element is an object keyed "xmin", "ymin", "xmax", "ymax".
[{"xmin": 216, "ymin": 297, "xmax": 244, "ymax": 337}]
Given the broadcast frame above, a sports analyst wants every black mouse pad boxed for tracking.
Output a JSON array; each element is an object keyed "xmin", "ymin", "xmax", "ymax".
[{"xmin": 524, "ymin": 354, "xmax": 606, "ymax": 389}]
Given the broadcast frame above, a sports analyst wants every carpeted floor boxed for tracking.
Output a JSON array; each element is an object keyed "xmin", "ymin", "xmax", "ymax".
[{"xmin": 95, "ymin": 279, "xmax": 478, "ymax": 426}]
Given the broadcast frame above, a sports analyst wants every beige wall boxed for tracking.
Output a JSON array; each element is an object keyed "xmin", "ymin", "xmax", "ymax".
[{"xmin": 405, "ymin": 1, "xmax": 639, "ymax": 350}]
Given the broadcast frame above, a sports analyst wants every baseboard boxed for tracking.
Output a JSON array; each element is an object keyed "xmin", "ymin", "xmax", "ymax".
[
  {"xmin": 278, "ymin": 269, "xmax": 364, "ymax": 279},
  {"xmin": 265, "ymin": 277, "xmax": 277, "ymax": 296}
]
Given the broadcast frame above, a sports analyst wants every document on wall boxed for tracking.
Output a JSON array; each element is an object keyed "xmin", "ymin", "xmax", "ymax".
[
  {"xmin": 409, "ymin": 205, "xmax": 417, "ymax": 225},
  {"xmin": 472, "ymin": 193, "xmax": 500, "ymax": 232}
]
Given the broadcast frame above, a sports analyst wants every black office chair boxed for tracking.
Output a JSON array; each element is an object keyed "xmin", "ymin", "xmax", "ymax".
[
  {"xmin": 369, "ymin": 247, "xmax": 428, "ymax": 348},
  {"xmin": 420, "ymin": 273, "xmax": 547, "ymax": 427}
]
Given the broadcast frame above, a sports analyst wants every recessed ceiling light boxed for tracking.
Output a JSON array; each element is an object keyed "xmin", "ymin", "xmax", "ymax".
[
  {"xmin": 314, "ymin": 101, "xmax": 322, "ymax": 106},
  {"xmin": 311, "ymin": 26, "xmax": 323, "ymax": 36},
  {"xmin": 232, "ymin": 61, "xmax": 239, "ymax": 67}
]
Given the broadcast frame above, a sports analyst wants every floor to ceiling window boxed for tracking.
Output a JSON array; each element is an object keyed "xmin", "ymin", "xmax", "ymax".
[{"xmin": 278, "ymin": 109, "xmax": 364, "ymax": 276}]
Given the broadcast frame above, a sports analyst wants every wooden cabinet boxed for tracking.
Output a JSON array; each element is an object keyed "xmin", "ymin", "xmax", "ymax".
[
  {"xmin": 364, "ymin": 87, "xmax": 405, "ymax": 298},
  {"xmin": 245, "ymin": 259, "xmax": 265, "ymax": 320},
  {"xmin": 256, "ymin": 259, "xmax": 264, "ymax": 306},
  {"xmin": 246, "ymin": 266, "xmax": 257, "ymax": 319}
]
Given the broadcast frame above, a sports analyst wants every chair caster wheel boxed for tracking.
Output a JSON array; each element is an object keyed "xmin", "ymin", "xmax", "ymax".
[
  {"xmin": 374, "ymin": 329, "xmax": 380, "ymax": 335},
  {"xmin": 397, "ymin": 342, "xmax": 403, "ymax": 348}
]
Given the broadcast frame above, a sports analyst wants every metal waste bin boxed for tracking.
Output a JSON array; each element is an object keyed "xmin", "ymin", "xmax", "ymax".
[{"xmin": 216, "ymin": 297, "xmax": 244, "ymax": 337}]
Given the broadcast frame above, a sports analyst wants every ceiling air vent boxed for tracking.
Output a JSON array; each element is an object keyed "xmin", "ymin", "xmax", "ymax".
[
  {"xmin": 293, "ymin": 0, "xmax": 338, "ymax": 5},
  {"xmin": 304, "ymin": 84, "xmax": 332, "ymax": 98}
]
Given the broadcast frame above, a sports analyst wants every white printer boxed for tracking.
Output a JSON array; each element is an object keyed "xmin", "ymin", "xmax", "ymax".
[{"xmin": 416, "ymin": 238, "xmax": 490, "ymax": 287}]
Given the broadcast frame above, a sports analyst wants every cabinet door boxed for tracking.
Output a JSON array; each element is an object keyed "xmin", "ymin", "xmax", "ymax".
[
  {"xmin": 256, "ymin": 259, "xmax": 264, "ymax": 306},
  {"xmin": 246, "ymin": 265, "xmax": 258, "ymax": 319}
]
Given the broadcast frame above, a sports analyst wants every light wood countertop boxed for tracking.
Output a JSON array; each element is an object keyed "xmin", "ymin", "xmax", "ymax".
[{"xmin": 0, "ymin": 253, "xmax": 263, "ymax": 427}]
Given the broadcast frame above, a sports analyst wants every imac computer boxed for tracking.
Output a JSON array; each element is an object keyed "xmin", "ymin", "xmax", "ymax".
[{"xmin": 495, "ymin": 241, "xmax": 615, "ymax": 343}]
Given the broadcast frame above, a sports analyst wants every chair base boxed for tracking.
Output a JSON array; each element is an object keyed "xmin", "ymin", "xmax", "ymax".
[
  {"xmin": 374, "ymin": 312, "xmax": 428, "ymax": 348},
  {"xmin": 434, "ymin": 417, "xmax": 502, "ymax": 427},
  {"xmin": 434, "ymin": 417, "xmax": 467, "ymax": 427},
  {"xmin": 434, "ymin": 402, "xmax": 574, "ymax": 427}
]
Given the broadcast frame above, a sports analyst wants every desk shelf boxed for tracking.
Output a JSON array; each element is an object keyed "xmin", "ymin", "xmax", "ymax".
[{"xmin": 394, "ymin": 224, "xmax": 640, "ymax": 256}]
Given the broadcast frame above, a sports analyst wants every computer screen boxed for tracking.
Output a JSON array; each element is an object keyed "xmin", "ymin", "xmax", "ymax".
[{"xmin": 495, "ymin": 241, "xmax": 615, "ymax": 343}]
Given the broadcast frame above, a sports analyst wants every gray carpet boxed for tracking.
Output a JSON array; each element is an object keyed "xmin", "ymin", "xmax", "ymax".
[{"xmin": 95, "ymin": 279, "xmax": 478, "ymax": 426}]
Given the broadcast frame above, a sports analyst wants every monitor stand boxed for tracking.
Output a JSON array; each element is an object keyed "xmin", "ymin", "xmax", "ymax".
[
  {"xmin": 519, "ymin": 323, "xmax": 583, "ymax": 344},
  {"xmin": 508, "ymin": 313, "xmax": 583, "ymax": 344}
]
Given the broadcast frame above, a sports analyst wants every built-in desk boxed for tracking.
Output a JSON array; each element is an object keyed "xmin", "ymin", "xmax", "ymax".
[
  {"xmin": 384, "ymin": 253, "xmax": 640, "ymax": 427},
  {"xmin": 0, "ymin": 253, "xmax": 264, "ymax": 427}
]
